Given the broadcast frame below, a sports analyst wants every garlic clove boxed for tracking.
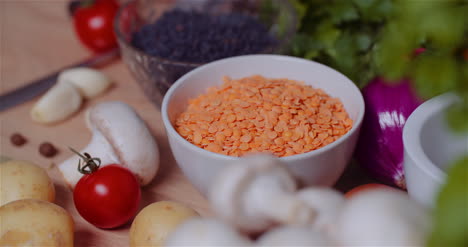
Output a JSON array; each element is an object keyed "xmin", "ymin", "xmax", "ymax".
[
  {"xmin": 30, "ymin": 82, "xmax": 82, "ymax": 124},
  {"xmin": 58, "ymin": 67, "xmax": 112, "ymax": 99}
]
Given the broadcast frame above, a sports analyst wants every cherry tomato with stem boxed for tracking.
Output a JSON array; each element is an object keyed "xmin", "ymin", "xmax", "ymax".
[
  {"xmin": 71, "ymin": 148, "xmax": 141, "ymax": 229},
  {"xmin": 71, "ymin": 0, "xmax": 120, "ymax": 53}
]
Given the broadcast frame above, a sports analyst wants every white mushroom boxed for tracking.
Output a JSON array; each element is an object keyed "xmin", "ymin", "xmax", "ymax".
[
  {"xmin": 296, "ymin": 187, "xmax": 346, "ymax": 234},
  {"xmin": 58, "ymin": 101, "xmax": 159, "ymax": 188},
  {"xmin": 335, "ymin": 188, "xmax": 431, "ymax": 246},
  {"xmin": 257, "ymin": 225, "xmax": 335, "ymax": 246},
  {"xmin": 164, "ymin": 217, "xmax": 253, "ymax": 246},
  {"xmin": 209, "ymin": 154, "xmax": 316, "ymax": 234}
]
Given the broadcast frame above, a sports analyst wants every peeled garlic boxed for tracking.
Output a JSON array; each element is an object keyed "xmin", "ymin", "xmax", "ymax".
[
  {"xmin": 30, "ymin": 82, "xmax": 82, "ymax": 124},
  {"xmin": 58, "ymin": 67, "xmax": 112, "ymax": 99},
  {"xmin": 30, "ymin": 68, "xmax": 112, "ymax": 124}
]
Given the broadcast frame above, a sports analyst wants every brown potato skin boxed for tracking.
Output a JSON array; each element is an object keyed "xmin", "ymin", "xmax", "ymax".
[
  {"xmin": 130, "ymin": 201, "xmax": 199, "ymax": 247},
  {"xmin": 0, "ymin": 199, "xmax": 74, "ymax": 247},
  {"xmin": 0, "ymin": 160, "xmax": 55, "ymax": 206}
]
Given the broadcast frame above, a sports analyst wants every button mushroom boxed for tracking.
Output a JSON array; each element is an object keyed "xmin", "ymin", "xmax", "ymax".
[
  {"xmin": 164, "ymin": 218, "xmax": 253, "ymax": 246},
  {"xmin": 58, "ymin": 101, "xmax": 159, "ymax": 188},
  {"xmin": 296, "ymin": 187, "xmax": 346, "ymax": 234},
  {"xmin": 335, "ymin": 188, "xmax": 431, "ymax": 246},
  {"xmin": 209, "ymin": 154, "xmax": 316, "ymax": 234},
  {"xmin": 257, "ymin": 225, "xmax": 335, "ymax": 246}
]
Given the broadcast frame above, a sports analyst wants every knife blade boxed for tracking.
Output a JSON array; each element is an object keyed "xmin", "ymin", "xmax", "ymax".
[{"xmin": 0, "ymin": 48, "xmax": 120, "ymax": 112}]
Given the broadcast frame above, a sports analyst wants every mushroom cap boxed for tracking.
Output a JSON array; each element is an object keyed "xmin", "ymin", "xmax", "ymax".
[
  {"xmin": 209, "ymin": 154, "xmax": 297, "ymax": 233},
  {"xmin": 87, "ymin": 101, "xmax": 159, "ymax": 186},
  {"xmin": 335, "ymin": 189, "xmax": 430, "ymax": 246},
  {"xmin": 164, "ymin": 217, "xmax": 252, "ymax": 246},
  {"xmin": 58, "ymin": 101, "xmax": 160, "ymax": 188},
  {"xmin": 257, "ymin": 226, "xmax": 335, "ymax": 246}
]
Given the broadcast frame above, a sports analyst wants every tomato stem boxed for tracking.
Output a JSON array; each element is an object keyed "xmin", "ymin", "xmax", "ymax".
[{"xmin": 69, "ymin": 147, "xmax": 101, "ymax": 174}]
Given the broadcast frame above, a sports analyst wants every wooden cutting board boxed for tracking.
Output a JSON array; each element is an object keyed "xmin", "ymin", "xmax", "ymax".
[
  {"xmin": 0, "ymin": 1, "xmax": 374, "ymax": 246},
  {"xmin": 0, "ymin": 1, "xmax": 212, "ymax": 246}
]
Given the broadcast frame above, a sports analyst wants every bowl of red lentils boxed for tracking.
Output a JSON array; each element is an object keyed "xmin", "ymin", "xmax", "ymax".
[
  {"xmin": 115, "ymin": 0, "xmax": 297, "ymax": 107},
  {"xmin": 161, "ymin": 54, "xmax": 365, "ymax": 195}
]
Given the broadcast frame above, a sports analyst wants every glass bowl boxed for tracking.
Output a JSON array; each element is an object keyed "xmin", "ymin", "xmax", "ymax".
[{"xmin": 114, "ymin": 0, "xmax": 298, "ymax": 107}]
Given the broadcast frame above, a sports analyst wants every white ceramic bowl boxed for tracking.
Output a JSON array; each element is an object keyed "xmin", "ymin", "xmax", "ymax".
[
  {"xmin": 403, "ymin": 93, "xmax": 467, "ymax": 207},
  {"xmin": 161, "ymin": 55, "xmax": 365, "ymax": 195}
]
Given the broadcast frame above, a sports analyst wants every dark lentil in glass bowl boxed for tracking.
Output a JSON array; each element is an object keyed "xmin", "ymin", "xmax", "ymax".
[{"xmin": 114, "ymin": 0, "xmax": 298, "ymax": 107}]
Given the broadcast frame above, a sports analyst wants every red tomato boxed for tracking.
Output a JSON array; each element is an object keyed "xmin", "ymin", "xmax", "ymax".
[
  {"xmin": 73, "ymin": 164, "xmax": 141, "ymax": 229},
  {"xmin": 345, "ymin": 183, "xmax": 395, "ymax": 198},
  {"xmin": 72, "ymin": 0, "xmax": 119, "ymax": 53}
]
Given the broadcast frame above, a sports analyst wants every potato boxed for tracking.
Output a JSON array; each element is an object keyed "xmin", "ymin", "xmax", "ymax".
[
  {"xmin": 0, "ymin": 160, "xmax": 55, "ymax": 206},
  {"xmin": 0, "ymin": 199, "xmax": 74, "ymax": 246},
  {"xmin": 130, "ymin": 201, "xmax": 199, "ymax": 247}
]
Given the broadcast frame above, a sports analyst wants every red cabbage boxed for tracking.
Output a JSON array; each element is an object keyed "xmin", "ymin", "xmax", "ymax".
[{"xmin": 355, "ymin": 78, "xmax": 423, "ymax": 189}]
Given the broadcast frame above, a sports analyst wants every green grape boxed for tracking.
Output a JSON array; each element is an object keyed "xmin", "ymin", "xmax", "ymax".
[
  {"xmin": 412, "ymin": 54, "xmax": 458, "ymax": 99},
  {"xmin": 427, "ymin": 156, "xmax": 468, "ymax": 247},
  {"xmin": 419, "ymin": 5, "xmax": 464, "ymax": 49}
]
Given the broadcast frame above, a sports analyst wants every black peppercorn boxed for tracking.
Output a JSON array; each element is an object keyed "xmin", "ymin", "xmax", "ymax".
[
  {"xmin": 10, "ymin": 133, "xmax": 27, "ymax": 146},
  {"xmin": 39, "ymin": 142, "xmax": 58, "ymax": 158}
]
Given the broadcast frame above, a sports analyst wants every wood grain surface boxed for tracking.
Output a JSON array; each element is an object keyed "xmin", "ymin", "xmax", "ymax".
[{"xmin": 0, "ymin": 1, "xmax": 374, "ymax": 246}]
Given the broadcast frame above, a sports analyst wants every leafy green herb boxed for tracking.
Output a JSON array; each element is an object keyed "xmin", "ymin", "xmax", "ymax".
[
  {"xmin": 290, "ymin": 0, "xmax": 468, "ymax": 131},
  {"xmin": 373, "ymin": 0, "xmax": 467, "ymax": 132},
  {"xmin": 427, "ymin": 156, "xmax": 468, "ymax": 247},
  {"xmin": 290, "ymin": 0, "xmax": 394, "ymax": 87}
]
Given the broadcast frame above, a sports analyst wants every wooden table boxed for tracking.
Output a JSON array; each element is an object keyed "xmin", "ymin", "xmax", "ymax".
[{"xmin": 0, "ymin": 1, "xmax": 374, "ymax": 246}]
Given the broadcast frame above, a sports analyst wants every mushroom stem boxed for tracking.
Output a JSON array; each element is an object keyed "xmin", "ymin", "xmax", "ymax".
[
  {"xmin": 296, "ymin": 187, "xmax": 346, "ymax": 234},
  {"xmin": 244, "ymin": 175, "xmax": 315, "ymax": 226},
  {"xmin": 209, "ymin": 154, "xmax": 316, "ymax": 233},
  {"xmin": 59, "ymin": 130, "xmax": 119, "ymax": 187},
  {"xmin": 58, "ymin": 101, "xmax": 160, "ymax": 188}
]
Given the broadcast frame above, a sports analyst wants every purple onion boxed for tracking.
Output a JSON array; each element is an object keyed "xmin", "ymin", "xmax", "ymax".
[{"xmin": 355, "ymin": 78, "xmax": 423, "ymax": 189}]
